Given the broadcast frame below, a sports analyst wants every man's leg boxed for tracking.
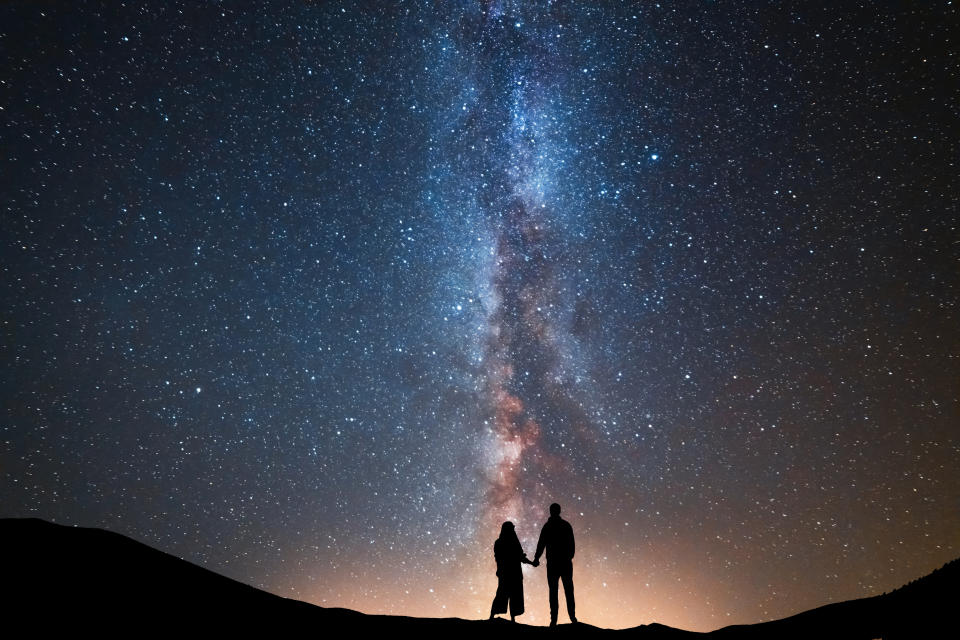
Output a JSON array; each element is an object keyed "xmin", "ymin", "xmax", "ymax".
[
  {"xmin": 561, "ymin": 567, "xmax": 576, "ymax": 623},
  {"xmin": 547, "ymin": 567, "xmax": 560, "ymax": 626}
]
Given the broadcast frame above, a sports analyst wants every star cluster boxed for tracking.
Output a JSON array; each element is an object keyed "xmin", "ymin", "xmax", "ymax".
[{"xmin": 2, "ymin": 1, "xmax": 958, "ymax": 631}]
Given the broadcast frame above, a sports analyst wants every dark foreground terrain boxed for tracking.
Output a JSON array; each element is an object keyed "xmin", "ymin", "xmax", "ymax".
[{"xmin": 2, "ymin": 518, "xmax": 954, "ymax": 638}]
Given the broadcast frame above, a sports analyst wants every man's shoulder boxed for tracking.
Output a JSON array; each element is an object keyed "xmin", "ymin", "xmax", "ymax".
[{"xmin": 544, "ymin": 516, "xmax": 572, "ymax": 531}]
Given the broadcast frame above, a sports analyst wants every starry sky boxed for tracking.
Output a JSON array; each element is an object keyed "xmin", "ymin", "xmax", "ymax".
[{"xmin": 2, "ymin": 0, "xmax": 958, "ymax": 632}]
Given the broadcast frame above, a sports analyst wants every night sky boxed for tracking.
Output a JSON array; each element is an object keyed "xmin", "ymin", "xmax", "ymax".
[{"xmin": 2, "ymin": 0, "xmax": 958, "ymax": 632}]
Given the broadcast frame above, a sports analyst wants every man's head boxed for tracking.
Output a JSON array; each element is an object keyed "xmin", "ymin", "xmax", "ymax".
[{"xmin": 549, "ymin": 503, "xmax": 561, "ymax": 517}]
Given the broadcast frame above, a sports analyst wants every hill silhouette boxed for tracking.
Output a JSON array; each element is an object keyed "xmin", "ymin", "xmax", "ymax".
[
  {"xmin": 707, "ymin": 554, "xmax": 957, "ymax": 640},
  {"xmin": 1, "ymin": 518, "xmax": 954, "ymax": 638}
]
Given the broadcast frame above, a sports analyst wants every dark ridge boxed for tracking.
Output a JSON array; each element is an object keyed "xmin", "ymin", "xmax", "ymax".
[
  {"xmin": 2, "ymin": 518, "xmax": 954, "ymax": 638},
  {"xmin": 3, "ymin": 517, "xmax": 322, "ymax": 632},
  {"xmin": 704, "ymin": 558, "xmax": 959, "ymax": 640}
]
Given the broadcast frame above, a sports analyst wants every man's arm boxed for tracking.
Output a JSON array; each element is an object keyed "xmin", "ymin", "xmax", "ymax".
[
  {"xmin": 533, "ymin": 523, "xmax": 547, "ymax": 563},
  {"xmin": 569, "ymin": 522, "xmax": 575, "ymax": 559}
]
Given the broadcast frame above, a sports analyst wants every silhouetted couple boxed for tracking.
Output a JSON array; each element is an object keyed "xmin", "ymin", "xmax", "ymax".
[{"xmin": 489, "ymin": 503, "xmax": 577, "ymax": 627}]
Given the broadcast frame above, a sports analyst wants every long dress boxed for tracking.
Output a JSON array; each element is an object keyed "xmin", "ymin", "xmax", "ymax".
[{"xmin": 490, "ymin": 534, "xmax": 528, "ymax": 617}]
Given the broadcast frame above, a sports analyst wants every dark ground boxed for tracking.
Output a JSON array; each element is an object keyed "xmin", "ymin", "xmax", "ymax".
[{"xmin": 2, "ymin": 519, "xmax": 953, "ymax": 639}]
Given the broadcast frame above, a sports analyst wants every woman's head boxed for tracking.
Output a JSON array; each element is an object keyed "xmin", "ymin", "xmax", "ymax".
[{"xmin": 500, "ymin": 521, "xmax": 515, "ymax": 537}]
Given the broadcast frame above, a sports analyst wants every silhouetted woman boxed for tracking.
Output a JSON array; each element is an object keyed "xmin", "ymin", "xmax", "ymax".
[{"xmin": 489, "ymin": 521, "xmax": 533, "ymax": 622}]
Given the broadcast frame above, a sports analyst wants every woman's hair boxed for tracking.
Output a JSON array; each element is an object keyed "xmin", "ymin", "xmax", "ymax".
[{"xmin": 500, "ymin": 521, "xmax": 516, "ymax": 538}]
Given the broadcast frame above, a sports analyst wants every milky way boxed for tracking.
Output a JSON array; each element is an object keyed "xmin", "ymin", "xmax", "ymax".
[
  {"xmin": 2, "ymin": 1, "xmax": 958, "ymax": 631},
  {"xmin": 454, "ymin": 7, "xmax": 595, "ymax": 533}
]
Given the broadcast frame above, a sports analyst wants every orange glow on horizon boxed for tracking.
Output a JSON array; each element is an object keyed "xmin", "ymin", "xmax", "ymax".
[{"xmin": 294, "ymin": 539, "xmax": 752, "ymax": 633}]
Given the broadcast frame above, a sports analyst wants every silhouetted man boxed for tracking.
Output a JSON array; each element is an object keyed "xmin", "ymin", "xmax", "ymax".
[{"xmin": 532, "ymin": 502, "xmax": 576, "ymax": 626}]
